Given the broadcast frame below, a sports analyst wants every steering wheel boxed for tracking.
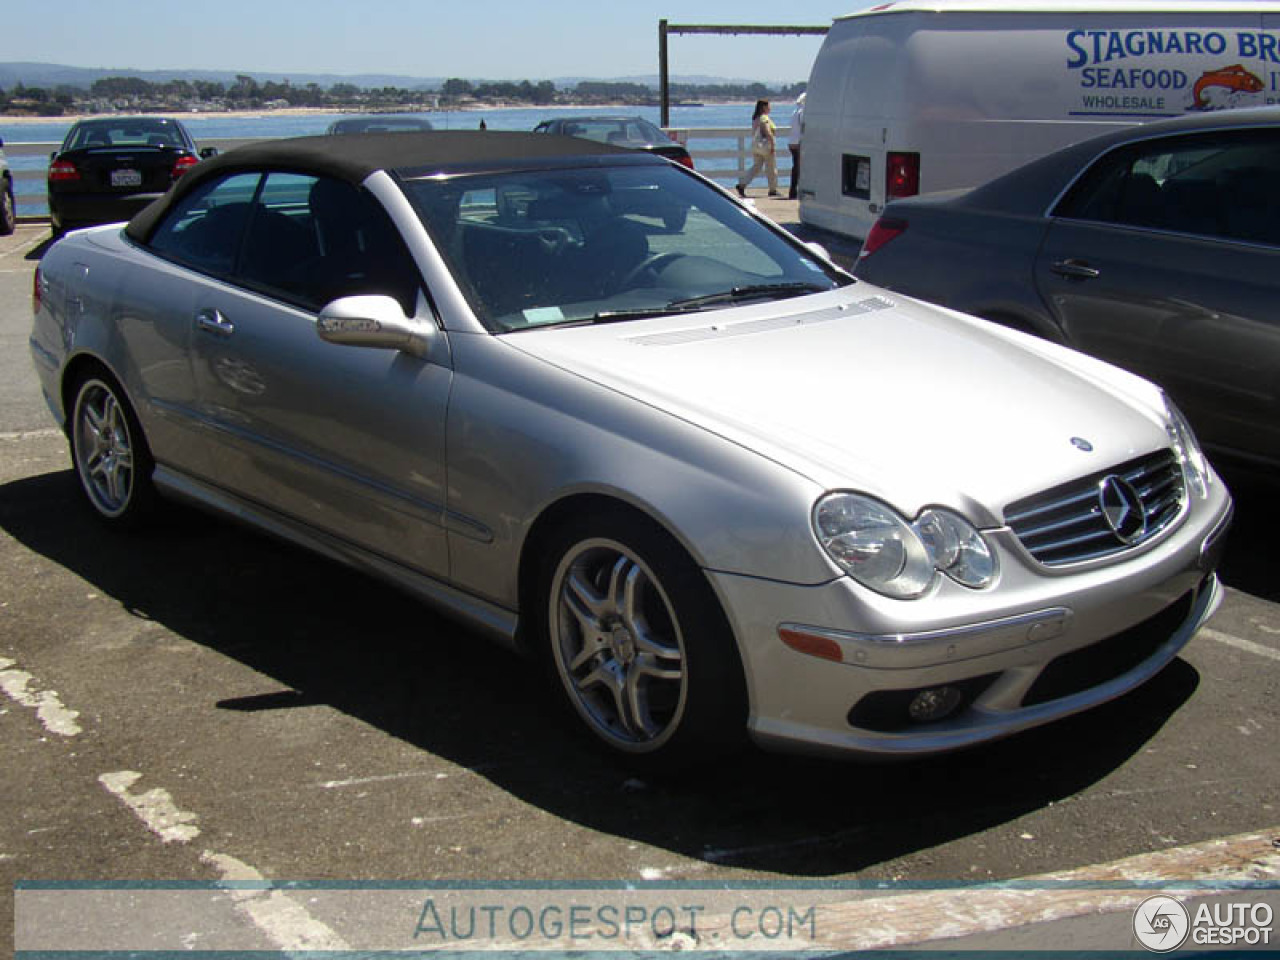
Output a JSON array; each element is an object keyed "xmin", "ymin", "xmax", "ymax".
[
  {"xmin": 618, "ymin": 252, "xmax": 686, "ymax": 290},
  {"xmin": 536, "ymin": 227, "xmax": 571, "ymax": 256}
]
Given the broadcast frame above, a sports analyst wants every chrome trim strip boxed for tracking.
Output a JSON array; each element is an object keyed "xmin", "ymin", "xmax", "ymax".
[
  {"xmin": 779, "ymin": 607, "xmax": 1073, "ymax": 671},
  {"xmin": 197, "ymin": 416, "xmax": 447, "ymax": 529}
]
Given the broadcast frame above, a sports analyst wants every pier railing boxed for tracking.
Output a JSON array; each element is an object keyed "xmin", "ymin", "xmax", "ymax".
[{"xmin": 5, "ymin": 128, "xmax": 791, "ymax": 221}]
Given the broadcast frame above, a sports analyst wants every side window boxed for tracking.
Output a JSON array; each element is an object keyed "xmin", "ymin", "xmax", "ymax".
[
  {"xmin": 1055, "ymin": 130, "xmax": 1280, "ymax": 246},
  {"xmin": 268, "ymin": 176, "xmax": 422, "ymax": 314},
  {"xmin": 147, "ymin": 172, "xmax": 262, "ymax": 275},
  {"xmin": 237, "ymin": 173, "xmax": 323, "ymax": 305}
]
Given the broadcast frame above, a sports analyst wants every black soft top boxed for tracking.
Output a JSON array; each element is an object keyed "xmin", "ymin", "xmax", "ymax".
[{"xmin": 126, "ymin": 130, "xmax": 649, "ymax": 242}]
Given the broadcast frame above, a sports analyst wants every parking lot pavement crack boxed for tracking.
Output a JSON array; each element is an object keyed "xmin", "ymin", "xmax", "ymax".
[{"xmin": 0, "ymin": 656, "xmax": 82, "ymax": 736}]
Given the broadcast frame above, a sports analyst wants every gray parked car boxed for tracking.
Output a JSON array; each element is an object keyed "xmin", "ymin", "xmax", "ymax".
[
  {"xmin": 31, "ymin": 131, "xmax": 1231, "ymax": 767},
  {"xmin": 854, "ymin": 107, "xmax": 1280, "ymax": 472}
]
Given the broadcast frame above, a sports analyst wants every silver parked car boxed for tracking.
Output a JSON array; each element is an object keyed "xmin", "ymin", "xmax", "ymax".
[
  {"xmin": 854, "ymin": 107, "xmax": 1280, "ymax": 472},
  {"xmin": 30, "ymin": 132, "xmax": 1232, "ymax": 767}
]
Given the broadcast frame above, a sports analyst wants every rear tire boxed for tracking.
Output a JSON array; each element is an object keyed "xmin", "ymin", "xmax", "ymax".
[
  {"xmin": 536, "ymin": 510, "xmax": 747, "ymax": 771},
  {"xmin": 69, "ymin": 372, "xmax": 157, "ymax": 529}
]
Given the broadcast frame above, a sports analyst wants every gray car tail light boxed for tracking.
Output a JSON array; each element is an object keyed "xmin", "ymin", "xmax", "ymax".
[{"xmin": 1005, "ymin": 450, "xmax": 1185, "ymax": 566}]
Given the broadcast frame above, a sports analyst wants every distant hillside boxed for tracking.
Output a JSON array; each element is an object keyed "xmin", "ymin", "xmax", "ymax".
[{"xmin": 0, "ymin": 62, "xmax": 768, "ymax": 91}]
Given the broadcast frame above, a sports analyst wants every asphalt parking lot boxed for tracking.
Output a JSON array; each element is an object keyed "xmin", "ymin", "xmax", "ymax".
[{"xmin": 1, "ymin": 221, "xmax": 1277, "ymax": 951}]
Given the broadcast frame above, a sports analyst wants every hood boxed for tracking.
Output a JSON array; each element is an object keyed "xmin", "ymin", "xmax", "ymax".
[{"xmin": 505, "ymin": 285, "xmax": 1171, "ymax": 526}]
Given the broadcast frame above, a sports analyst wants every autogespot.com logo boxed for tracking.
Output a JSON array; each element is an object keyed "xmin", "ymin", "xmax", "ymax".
[{"xmin": 1134, "ymin": 895, "xmax": 1191, "ymax": 952}]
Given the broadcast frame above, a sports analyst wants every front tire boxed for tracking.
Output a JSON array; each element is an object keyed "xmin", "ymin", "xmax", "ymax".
[
  {"xmin": 538, "ymin": 512, "xmax": 746, "ymax": 768},
  {"xmin": 69, "ymin": 373, "xmax": 157, "ymax": 528}
]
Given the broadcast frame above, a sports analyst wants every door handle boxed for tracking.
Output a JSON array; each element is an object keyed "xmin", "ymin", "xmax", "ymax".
[
  {"xmin": 1050, "ymin": 259, "xmax": 1100, "ymax": 280},
  {"xmin": 195, "ymin": 308, "xmax": 235, "ymax": 337}
]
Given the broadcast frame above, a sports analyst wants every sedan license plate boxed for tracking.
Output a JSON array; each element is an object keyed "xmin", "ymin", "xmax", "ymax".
[{"xmin": 111, "ymin": 169, "xmax": 143, "ymax": 188}]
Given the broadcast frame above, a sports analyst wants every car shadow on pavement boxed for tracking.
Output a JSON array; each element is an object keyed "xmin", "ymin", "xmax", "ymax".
[
  {"xmin": 1215, "ymin": 462, "xmax": 1280, "ymax": 603},
  {"xmin": 0, "ymin": 466, "xmax": 1204, "ymax": 878}
]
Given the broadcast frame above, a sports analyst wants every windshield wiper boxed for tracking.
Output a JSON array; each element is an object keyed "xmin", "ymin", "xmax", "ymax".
[
  {"xmin": 585, "ymin": 306, "xmax": 703, "ymax": 323},
  {"xmin": 667, "ymin": 282, "xmax": 831, "ymax": 309},
  {"xmin": 506, "ymin": 305, "xmax": 701, "ymax": 331},
  {"xmin": 509, "ymin": 282, "xmax": 833, "ymax": 331}
]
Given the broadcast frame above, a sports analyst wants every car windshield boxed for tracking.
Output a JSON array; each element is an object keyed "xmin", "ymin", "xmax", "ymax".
[
  {"xmin": 329, "ymin": 117, "xmax": 433, "ymax": 134},
  {"xmin": 64, "ymin": 119, "xmax": 186, "ymax": 150},
  {"xmin": 401, "ymin": 163, "xmax": 848, "ymax": 332},
  {"xmin": 561, "ymin": 118, "xmax": 667, "ymax": 146}
]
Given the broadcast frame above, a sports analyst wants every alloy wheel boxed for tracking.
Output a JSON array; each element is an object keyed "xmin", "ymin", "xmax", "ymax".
[
  {"xmin": 73, "ymin": 379, "xmax": 137, "ymax": 518},
  {"xmin": 549, "ymin": 538, "xmax": 688, "ymax": 751}
]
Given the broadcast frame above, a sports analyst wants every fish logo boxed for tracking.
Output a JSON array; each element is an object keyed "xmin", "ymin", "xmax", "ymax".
[{"xmin": 1192, "ymin": 64, "xmax": 1264, "ymax": 109}]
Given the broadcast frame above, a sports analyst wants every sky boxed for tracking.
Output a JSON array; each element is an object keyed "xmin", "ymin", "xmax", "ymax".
[{"xmin": 0, "ymin": 1, "xmax": 874, "ymax": 83}]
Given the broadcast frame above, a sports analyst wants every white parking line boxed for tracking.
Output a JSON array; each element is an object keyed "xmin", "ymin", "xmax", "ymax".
[
  {"xmin": 0, "ymin": 429, "xmax": 62, "ymax": 442},
  {"xmin": 0, "ymin": 656, "xmax": 82, "ymax": 736},
  {"xmin": 200, "ymin": 852, "xmax": 350, "ymax": 952},
  {"xmin": 0, "ymin": 233, "xmax": 45, "ymax": 261},
  {"xmin": 755, "ymin": 828, "xmax": 1280, "ymax": 952},
  {"xmin": 98, "ymin": 771, "xmax": 200, "ymax": 844},
  {"xmin": 1201, "ymin": 627, "xmax": 1280, "ymax": 663},
  {"xmin": 98, "ymin": 771, "xmax": 348, "ymax": 950}
]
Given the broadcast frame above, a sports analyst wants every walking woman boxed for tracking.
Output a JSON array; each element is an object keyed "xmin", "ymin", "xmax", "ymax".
[{"xmin": 736, "ymin": 99, "xmax": 779, "ymax": 198}]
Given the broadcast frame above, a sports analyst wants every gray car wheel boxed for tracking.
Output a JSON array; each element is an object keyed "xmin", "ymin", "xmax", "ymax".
[
  {"xmin": 70, "ymin": 374, "xmax": 156, "ymax": 526},
  {"xmin": 541, "ymin": 512, "xmax": 746, "ymax": 766},
  {"xmin": 0, "ymin": 182, "xmax": 14, "ymax": 236}
]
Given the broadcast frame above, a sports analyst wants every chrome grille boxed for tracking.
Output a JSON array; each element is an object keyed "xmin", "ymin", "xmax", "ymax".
[{"xmin": 1004, "ymin": 450, "xmax": 1185, "ymax": 566}]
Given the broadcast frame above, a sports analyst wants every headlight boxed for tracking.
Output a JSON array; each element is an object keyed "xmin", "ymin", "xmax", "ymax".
[
  {"xmin": 814, "ymin": 494, "xmax": 997, "ymax": 599},
  {"xmin": 1164, "ymin": 396, "xmax": 1209, "ymax": 499}
]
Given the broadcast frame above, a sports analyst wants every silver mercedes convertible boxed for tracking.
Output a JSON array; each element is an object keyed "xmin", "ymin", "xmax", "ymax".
[{"xmin": 30, "ymin": 132, "xmax": 1233, "ymax": 766}]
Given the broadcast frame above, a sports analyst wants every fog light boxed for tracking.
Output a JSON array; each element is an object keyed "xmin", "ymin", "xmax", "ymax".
[{"xmin": 908, "ymin": 686, "xmax": 963, "ymax": 723}]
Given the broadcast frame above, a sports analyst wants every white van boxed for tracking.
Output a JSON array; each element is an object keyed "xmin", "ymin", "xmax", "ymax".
[{"xmin": 800, "ymin": 0, "xmax": 1280, "ymax": 240}]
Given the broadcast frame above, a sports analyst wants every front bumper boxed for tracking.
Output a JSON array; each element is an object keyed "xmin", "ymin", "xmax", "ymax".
[{"xmin": 710, "ymin": 485, "xmax": 1232, "ymax": 758}]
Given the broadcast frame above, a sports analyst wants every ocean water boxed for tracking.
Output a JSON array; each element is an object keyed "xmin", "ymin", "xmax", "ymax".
[
  {"xmin": 2, "ymin": 101, "xmax": 776, "ymax": 143},
  {"xmin": 3, "ymin": 102, "xmax": 794, "ymax": 211}
]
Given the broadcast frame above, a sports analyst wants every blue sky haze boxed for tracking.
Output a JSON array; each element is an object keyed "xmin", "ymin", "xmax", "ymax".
[{"xmin": 0, "ymin": 1, "xmax": 873, "ymax": 83}]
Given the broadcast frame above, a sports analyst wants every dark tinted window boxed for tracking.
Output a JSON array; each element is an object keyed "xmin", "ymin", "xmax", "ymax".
[
  {"xmin": 266, "ymin": 176, "xmax": 421, "ymax": 313},
  {"xmin": 1055, "ymin": 129, "xmax": 1280, "ymax": 246},
  {"xmin": 147, "ymin": 171, "xmax": 422, "ymax": 313},
  {"xmin": 147, "ymin": 172, "xmax": 261, "ymax": 275},
  {"xmin": 64, "ymin": 118, "xmax": 191, "ymax": 151}
]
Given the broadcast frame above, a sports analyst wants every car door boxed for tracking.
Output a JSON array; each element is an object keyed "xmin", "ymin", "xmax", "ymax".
[
  {"xmin": 1034, "ymin": 128, "xmax": 1280, "ymax": 465},
  {"xmin": 177, "ymin": 171, "xmax": 454, "ymax": 578}
]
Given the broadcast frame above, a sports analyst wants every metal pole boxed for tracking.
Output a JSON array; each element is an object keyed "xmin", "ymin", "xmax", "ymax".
[{"xmin": 659, "ymin": 19, "xmax": 670, "ymax": 128}]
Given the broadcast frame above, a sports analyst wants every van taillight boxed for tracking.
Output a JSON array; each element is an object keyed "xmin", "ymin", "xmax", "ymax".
[
  {"xmin": 48, "ymin": 159, "xmax": 80, "ymax": 182},
  {"xmin": 675, "ymin": 153, "xmax": 695, "ymax": 170},
  {"xmin": 172, "ymin": 154, "xmax": 199, "ymax": 179},
  {"xmin": 859, "ymin": 217, "xmax": 907, "ymax": 259},
  {"xmin": 886, "ymin": 152, "xmax": 920, "ymax": 199}
]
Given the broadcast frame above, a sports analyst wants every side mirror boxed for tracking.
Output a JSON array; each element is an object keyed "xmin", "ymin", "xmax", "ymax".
[
  {"xmin": 199, "ymin": 147, "xmax": 219, "ymax": 159},
  {"xmin": 317, "ymin": 295, "xmax": 439, "ymax": 359},
  {"xmin": 805, "ymin": 241, "xmax": 832, "ymax": 262}
]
